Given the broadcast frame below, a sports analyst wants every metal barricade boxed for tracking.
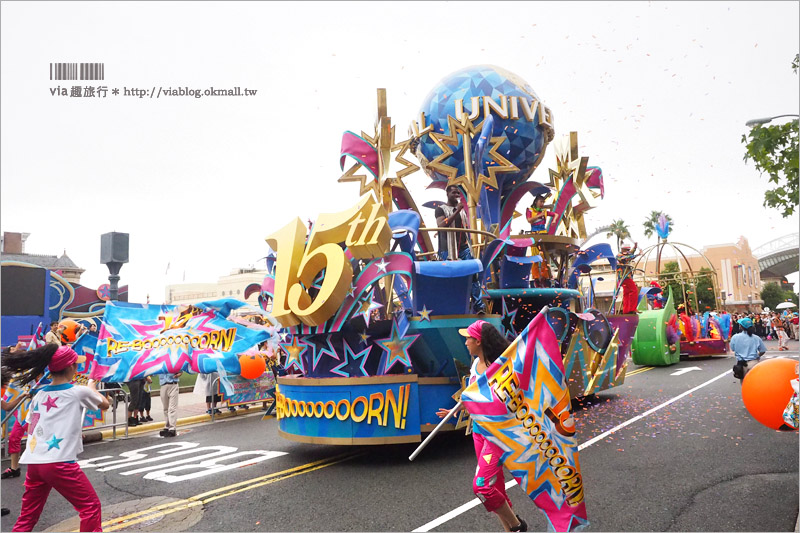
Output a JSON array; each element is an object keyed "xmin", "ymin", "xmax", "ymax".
[
  {"xmin": 81, "ymin": 386, "xmax": 129, "ymax": 439},
  {"xmin": 1, "ymin": 408, "xmax": 19, "ymax": 458},
  {"xmin": 211, "ymin": 376, "xmax": 221, "ymax": 422}
]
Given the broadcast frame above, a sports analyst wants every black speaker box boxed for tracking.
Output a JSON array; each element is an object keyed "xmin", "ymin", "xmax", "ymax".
[{"xmin": 100, "ymin": 232, "xmax": 129, "ymax": 264}]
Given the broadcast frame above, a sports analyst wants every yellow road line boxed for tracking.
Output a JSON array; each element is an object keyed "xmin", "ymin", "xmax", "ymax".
[
  {"xmin": 626, "ymin": 366, "xmax": 655, "ymax": 377},
  {"xmin": 88, "ymin": 452, "xmax": 361, "ymax": 532}
]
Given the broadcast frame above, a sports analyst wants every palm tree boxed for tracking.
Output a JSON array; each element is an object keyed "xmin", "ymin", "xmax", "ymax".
[
  {"xmin": 606, "ymin": 219, "xmax": 631, "ymax": 251},
  {"xmin": 643, "ymin": 211, "xmax": 674, "ymax": 241}
]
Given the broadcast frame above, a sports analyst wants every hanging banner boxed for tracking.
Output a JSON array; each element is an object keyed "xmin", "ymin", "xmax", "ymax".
[
  {"xmin": 90, "ymin": 299, "xmax": 271, "ymax": 389},
  {"xmin": 461, "ymin": 310, "xmax": 588, "ymax": 532},
  {"xmin": 220, "ymin": 372, "xmax": 276, "ymax": 406}
]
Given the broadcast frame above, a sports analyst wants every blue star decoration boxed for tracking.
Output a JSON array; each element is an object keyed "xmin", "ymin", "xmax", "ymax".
[
  {"xmin": 500, "ymin": 297, "xmax": 518, "ymax": 338},
  {"xmin": 46, "ymin": 434, "xmax": 64, "ymax": 450},
  {"xmin": 330, "ymin": 341, "xmax": 371, "ymax": 378},
  {"xmin": 304, "ymin": 334, "xmax": 339, "ymax": 372},
  {"xmin": 375, "ymin": 318, "xmax": 420, "ymax": 374},
  {"xmin": 280, "ymin": 335, "xmax": 308, "ymax": 374}
]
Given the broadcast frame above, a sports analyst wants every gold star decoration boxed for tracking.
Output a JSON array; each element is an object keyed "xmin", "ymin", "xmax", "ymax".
[
  {"xmin": 418, "ymin": 305, "xmax": 432, "ymax": 321},
  {"xmin": 338, "ymin": 89, "xmax": 419, "ymax": 210},
  {"xmin": 376, "ymin": 320, "xmax": 419, "ymax": 373},
  {"xmin": 547, "ymin": 132, "xmax": 591, "ymax": 240},
  {"xmin": 280, "ymin": 336, "xmax": 308, "ymax": 373},
  {"xmin": 426, "ymin": 114, "xmax": 517, "ymax": 207}
]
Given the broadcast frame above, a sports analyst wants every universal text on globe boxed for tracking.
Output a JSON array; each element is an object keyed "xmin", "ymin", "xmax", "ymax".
[{"xmin": 411, "ymin": 94, "xmax": 553, "ymax": 137}]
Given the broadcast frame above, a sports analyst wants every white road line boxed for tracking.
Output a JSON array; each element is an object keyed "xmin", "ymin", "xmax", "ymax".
[{"xmin": 413, "ymin": 369, "xmax": 734, "ymax": 532}]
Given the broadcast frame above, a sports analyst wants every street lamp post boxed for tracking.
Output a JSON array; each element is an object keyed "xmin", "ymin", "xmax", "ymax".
[
  {"xmin": 100, "ymin": 232, "xmax": 129, "ymax": 301},
  {"xmin": 745, "ymin": 114, "xmax": 800, "ymax": 127}
]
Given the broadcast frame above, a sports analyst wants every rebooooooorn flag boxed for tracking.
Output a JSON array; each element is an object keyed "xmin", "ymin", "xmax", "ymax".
[
  {"xmin": 461, "ymin": 309, "xmax": 588, "ymax": 532},
  {"xmin": 90, "ymin": 299, "xmax": 271, "ymax": 391}
]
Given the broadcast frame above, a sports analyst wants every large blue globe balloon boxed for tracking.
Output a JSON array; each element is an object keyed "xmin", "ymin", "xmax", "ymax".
[{"xmin": 415, "ymin": 65, "xmax": 553, "ymax": 192}]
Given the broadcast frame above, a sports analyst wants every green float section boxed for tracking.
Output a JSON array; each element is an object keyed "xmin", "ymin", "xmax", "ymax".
[{"xmin": 631, "ymin": 287, "xmax": 680, "ymax": 366}]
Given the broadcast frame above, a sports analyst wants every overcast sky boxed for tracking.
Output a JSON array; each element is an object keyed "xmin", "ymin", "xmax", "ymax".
[{"xmin": 2, "ymin": 1, "xmax": 798, "ymax": 304}]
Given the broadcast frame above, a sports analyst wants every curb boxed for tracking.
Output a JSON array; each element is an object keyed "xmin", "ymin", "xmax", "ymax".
[
  {"xmin": 99, "ymin": 409, "xmax": 265, "ymax": 439},
  {"xmin": 147, "ymin": 386, "xmax": 194, "ymax": 397}
]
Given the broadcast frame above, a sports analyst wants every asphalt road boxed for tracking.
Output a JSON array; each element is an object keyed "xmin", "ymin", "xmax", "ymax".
[{"xmin": 2, "ymin": 345, "xmax": 798, "ymax": 532}]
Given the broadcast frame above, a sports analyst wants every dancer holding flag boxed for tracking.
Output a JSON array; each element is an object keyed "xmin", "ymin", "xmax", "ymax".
[
  {"xmin": 438, "ymin": 312, "xmax": 588, "ymax": 532},
  {"xmin": 438, "ymin": 320, "xmax": 527, "ymax": 532}
]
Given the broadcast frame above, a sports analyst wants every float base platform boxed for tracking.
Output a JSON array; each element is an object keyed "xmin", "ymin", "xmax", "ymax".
[{"xmin": 274, "ymin": 374, "xmax": 462, "ymax": 445}]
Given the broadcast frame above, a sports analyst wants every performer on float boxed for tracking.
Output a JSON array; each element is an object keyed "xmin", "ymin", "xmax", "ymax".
[
  {"xmin": 676, "ymin": 303, "xmax": 695, "ymax": 342},
  {"xmin": 717, "ymin": 308, "xmax": 732, "ymax": 341},
  {"xmin": 615, "ymin": 243, "xmax": 639, "ymax": 314},
  {"xmin": 436, "ymin": 185, "xmax": 486, "ymax": 313},
  {"xmin": 525, "ymin": 195, "xmax": 555, "ymax": 287},
  {"xmin": 648, "ymin": 281, "xmax": 664, "ymax": 309}
]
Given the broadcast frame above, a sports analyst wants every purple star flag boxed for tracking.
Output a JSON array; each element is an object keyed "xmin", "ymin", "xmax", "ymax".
[{"xmin": 461, "ymin": 308, "xmax": 588, "ymax": 532}]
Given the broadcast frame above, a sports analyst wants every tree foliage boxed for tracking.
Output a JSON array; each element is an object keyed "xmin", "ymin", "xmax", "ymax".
[
  {"xmin": 659, "ymin": 261, "xmax": 685, "ymax": 308},
  {"xmin": 761, "ymin": 282, "xmax": 799, "ymax": 310},
  {"xmin": 605, "ymin": 219, "xmax": 631, "ymax": 251},
  {"xmin": 643, "ymin": 210, "xmax": 673, "ymax": 240},
  {"xmin": 692, "ymin": 267, "xmax": 717, "ymax": 312},
  {"xmin": 658, "ymin": 263, "xmax": 719, "ymax": 313},
  {"xmin": 741, "ymin": 54, "xmax": 800, "ymax": 218}
]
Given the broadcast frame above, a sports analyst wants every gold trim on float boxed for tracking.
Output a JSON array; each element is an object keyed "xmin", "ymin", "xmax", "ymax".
[
  {"xmin": 277, "ymin": 374, "xmax": 418, "ymax": 386},
  {"xmin": 418, "ymin": 377, "xmax": 455, "ymax": 385},
  {"xmin": 409, "ymin": 314, "xmax": 501, "ymax": 322},
  {"xmin": 278, "ymin": 429, "xmax": 420, "ymax": 445},
  {"xmin": 420, "ymin": 423, "xmax": 456, "ymax": 432}
]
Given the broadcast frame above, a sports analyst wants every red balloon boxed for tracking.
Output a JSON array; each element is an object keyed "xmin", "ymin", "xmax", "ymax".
[
  {"xmin": 59, "ymin": 320, "xmax": 81, "ymax": 344},
  {"xmin": 238, "ymin": 354, "xmax": 266, "ymax": 380},
  {"xmin": 742, "ymin": 357, "xmax": 799, "ymax": 431}
]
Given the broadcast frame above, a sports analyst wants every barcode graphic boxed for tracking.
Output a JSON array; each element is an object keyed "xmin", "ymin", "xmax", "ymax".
[{"xmin": 50, "ymin": 63, "xmax": 104, "ymax": 81}]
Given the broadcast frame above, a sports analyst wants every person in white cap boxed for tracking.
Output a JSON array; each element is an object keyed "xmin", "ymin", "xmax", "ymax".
[{"xmin": 437, "ymin": 320, "xmax": 527, "ymax": 532}]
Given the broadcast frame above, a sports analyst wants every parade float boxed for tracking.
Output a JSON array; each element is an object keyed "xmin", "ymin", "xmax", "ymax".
[
  {"xmin": 261, "ymin": 65, "xmax": 638, "ymax": 445},
  {"xmin": 629, "ymin": 215, "xmax": 729, "ymax": 366},
  {"xmin": 0, "ymin": 260, "xmax": 125, "ymax": 347}
]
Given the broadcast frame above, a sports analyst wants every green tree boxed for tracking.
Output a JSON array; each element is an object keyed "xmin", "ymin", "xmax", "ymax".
[
  {"xmin": 741, "ymin": 54, "xmax": 800, "ymax": 218},
  {"xmin": 761, "ymin": 282, "xmax": 799, "ymax": 310},
  {"xmin": 605, "ymin": 219, "xmax": 631, "ymax": 251},
  {"xmin": 659, "ymin": 261, "xmax": 685, "ymax": 308},
  {"xmin": 691, "ymin": 267, "xmax": 717, "ymax": 312},
  {"xmin": 643, "ymin": 211, "xmax": 674, "ymax": 241},
  {"xmin": 761, "ymin": 282, "xmax": 786, "ymax": 310}
]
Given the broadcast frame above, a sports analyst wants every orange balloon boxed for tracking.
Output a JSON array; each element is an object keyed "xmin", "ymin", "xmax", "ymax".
[
  {"xmin": 59, "ymin": 320, "xmax": 81, "ymax": 344},
  {"xmin": 238, "ymin": 354, "xmax": 266, "ymax": 380},
  {"xmin": 742, "ymin": 358, "xmax": 799, "ymax": 430}
]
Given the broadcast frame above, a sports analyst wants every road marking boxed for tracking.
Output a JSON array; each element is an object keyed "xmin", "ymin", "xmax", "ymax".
[
  {"xmin": 626, "ymin": 366, "xmax": 654, "ymax": 377},
  {"xmin": 86, "ymin": 452, "xmax": 361, "ymax": 532},
  {"xmin": 671, "ymin": 366, "xmax": 701, "ymax": 376},
  {"xmin": 413, "ymin": 368, "xmax": 733, "ymax": 532}
]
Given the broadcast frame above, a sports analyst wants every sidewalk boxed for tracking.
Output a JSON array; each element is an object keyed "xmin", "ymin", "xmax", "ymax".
[{"xmin": 95, "ymin": 388, "xmax": 273, "ymax": 439}]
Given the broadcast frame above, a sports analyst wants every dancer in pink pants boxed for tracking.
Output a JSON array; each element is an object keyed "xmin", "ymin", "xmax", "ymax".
[
  {"xmin": 438, "ymin": 320, "xmax": 528, "ymax": 532},
  {"xmin": 3, "ymin": 344, "xmax": 109, "ymax": 532}
]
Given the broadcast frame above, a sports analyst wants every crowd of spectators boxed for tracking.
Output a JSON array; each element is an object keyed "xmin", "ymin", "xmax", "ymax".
[{"xmin": 730, "ymin": 309, "xmax": 799, "ymax": 345}]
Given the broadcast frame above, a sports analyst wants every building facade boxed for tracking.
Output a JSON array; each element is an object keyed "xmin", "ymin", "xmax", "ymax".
[
  {"xmin": 579, "ymin": 236, "xmax": 765, "ymax": 313},
  {"xmin": 636, "ymin": 236, "xmax": 763, "ymax": 311},
  {"xmin": 1, "ymin": 231, "xmax": 85, "ymax": 284},
  {"xmin": 165, "ymin": 267, "xmax": 266, "ymax": 307}
]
